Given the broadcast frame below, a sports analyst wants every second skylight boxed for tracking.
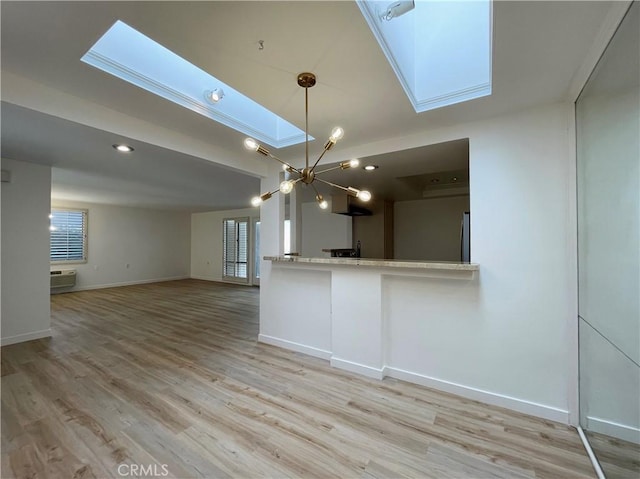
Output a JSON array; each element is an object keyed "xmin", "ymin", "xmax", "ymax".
[{"xmin": 81, "ymin": 20, "xmax": 307, "ymax": 149}]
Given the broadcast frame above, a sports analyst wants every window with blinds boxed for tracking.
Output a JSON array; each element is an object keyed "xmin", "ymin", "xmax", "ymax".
[
  {"xmin": 223, "ymin": 217, "xmax": 249, "ymax": 281},
  {"xmin": 50, "ymin": 209, "xmax": 88, "ymax": 263}
]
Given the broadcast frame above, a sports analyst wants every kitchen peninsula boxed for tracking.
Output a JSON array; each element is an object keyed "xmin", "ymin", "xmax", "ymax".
[
  {"xmin": 265, "ymin": 255, "xmax": 478, "ymax": 271},
  {"xmin": 260, "ymin": 255, "xmax": 480, "ymax": 392}
]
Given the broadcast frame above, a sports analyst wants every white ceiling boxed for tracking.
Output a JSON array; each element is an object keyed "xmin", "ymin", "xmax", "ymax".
[
  {"xmin": 0, "ymin": 1, "xmax": 616, "ymax": 211},
  {"xmin": 1, "ymin": 102, "xmax": 260, "ymax": 211}
]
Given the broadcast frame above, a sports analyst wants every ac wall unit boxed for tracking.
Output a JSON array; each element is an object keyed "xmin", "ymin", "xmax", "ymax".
[{"xmin": 50, "ymin": 269, "xmax": 76, "ymax": 289}]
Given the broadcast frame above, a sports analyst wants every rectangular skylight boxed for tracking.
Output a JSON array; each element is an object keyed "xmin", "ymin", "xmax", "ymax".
[
  {"xmin": 357, "ymin": 0, "xmax": 493, "ymax": 113},
  {"xmin": 81, "ymin": 20, "xmax": 307, "ymax": 149}
]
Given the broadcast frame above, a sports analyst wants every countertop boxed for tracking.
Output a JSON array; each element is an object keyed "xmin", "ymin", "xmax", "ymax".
[{"xmin": 264, "ymin": 256, "xmax": 479, "ymax": 271}]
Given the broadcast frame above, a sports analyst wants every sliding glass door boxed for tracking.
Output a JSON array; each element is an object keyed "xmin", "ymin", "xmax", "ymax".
[
  {"xmin": 253, "ymin": 219, "xmax": 260, "ymax": 285},
  {"xmin": 223, "ymin": 217, "xmax": 249, "ymax": 283}
]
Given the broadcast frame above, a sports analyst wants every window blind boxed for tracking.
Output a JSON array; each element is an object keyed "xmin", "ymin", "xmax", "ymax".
[
  {"xmin": 223, "ymin": 218, "xmax": 248, "ymax": 280},
  {"xmin": 50, "ymin": 209, "xmax": 87, "ymax": 262}
]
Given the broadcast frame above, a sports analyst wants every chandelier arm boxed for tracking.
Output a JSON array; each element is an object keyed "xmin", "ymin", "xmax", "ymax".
[
  {"xmin": 314, "ymin": 177, "xmax": 351, "ymax": 193},
  {"xmin": 313, "ymin": 164, "xmax": 345, "ymax": 176},
  {"xmin": 310, "ymin": 182, "xmax": 322, "ymax": 198},
  {"xmin": 265, "ymin": 152, "xmax": 301, "ymax": 174},
  {"xmin": 310, "ymin": 147, "xmax": 331, "ymax": 172}
]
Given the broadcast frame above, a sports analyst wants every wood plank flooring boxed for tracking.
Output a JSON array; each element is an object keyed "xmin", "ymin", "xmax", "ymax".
[{"xmin": 1, "ymin": 279, "xmax": 597, "ymax": 478}]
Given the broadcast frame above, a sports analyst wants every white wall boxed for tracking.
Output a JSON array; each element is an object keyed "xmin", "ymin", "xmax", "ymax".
[
  {"xmin": 191, "ymin": 207, "xmax": 258, "ymax": 282},
  {"xmin": 260, "ymin": 102, "xmax": 578, "ymax": 423},
  {"xmin": 394, "ymin": 196, "xmax": 470, "ymax": 261},
  {"xmin": 352, "ymin": 199, "xmax": 389, "ymax": 259},
  {"xmin": 260, "ymin": 266, "xmax": 332, "ymax": 358},
  {"xmin": 50, "ymin": 200, "xmax": 190, "ymax": 290},
  {"xmin": 1, "ymin": 159, "xmax": 52, "ymax": 345},
  {"xmin": 301, "ymin": 200, "xmax": 352, "ymax": 257}
]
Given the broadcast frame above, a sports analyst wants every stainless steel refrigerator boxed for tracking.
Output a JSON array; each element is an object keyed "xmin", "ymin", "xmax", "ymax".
[{"xmin": 460, "ymin": 212, "xmax": 470, "ymax": 262}]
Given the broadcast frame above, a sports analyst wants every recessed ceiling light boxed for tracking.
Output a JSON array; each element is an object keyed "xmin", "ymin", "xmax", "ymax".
[
  {"xmin": 113, "ymin": 144, "xmax": 134, "ymax": 152},
  {"xmin": 204, "ymin": 88, "xmax": 224, "ymax": 104},
  {"xmin": 364, "ymin": 165, "xmax": 379, "ymax": 171}
]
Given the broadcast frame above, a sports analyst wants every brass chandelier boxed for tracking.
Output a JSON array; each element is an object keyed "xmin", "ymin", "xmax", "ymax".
[{"xmin": 246, "ymin": 72, "xmax": 371, "ymax": 209}]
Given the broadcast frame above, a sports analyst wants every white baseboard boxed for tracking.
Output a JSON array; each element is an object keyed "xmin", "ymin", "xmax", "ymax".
[
  {"xmin": 191, "ymin": 276, "xmax": 258, "ymax": 287},
  {"xmin": 1, "ymin": 328, "xmax": 52, "ymax": 346},
  {"xmin": 385, "ymin": 366, "xmax": 570, "ymax": 424},
  {"xmin": 258, "ymin": 334, "xmax": 332, "ymax": 360},
  {"xmin": 330, "ymin": 357, "xmax": 385, "ymax": 380},
  {"xmin": 62, "ymin": 275, "xmax": 190, "ymax": 293},
  {"xmin": 190, "ymin": 275, "xmax": 221, "ymax": 282},
  {"xmin": 587, "ymin": 416, "xmax": 640, "ymax": 445},
  {"xmin": 252, "ymin": 336, "xmax": 569, "ymax": 424}
]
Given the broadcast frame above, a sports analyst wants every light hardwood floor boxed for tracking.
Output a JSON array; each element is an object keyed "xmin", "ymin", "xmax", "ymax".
[{"xmin": 2, "ymin": 279, "xmax": 597, "ymax": 478}]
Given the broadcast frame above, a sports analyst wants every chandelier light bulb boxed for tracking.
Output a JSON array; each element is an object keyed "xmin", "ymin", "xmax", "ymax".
[
  {"xmin": 341, "ymin": 159, "xmax": 360, "ymax": 170},
  {"xmin": 329, "ymin": 126, "xmax": 344, "ymax": 142},
  {"xmin": 244, "ymin": 138, "xmax": 259, "ymax": 151},
  {"xmin": 316, "ymin": 195, "xmax": 329, "ymax": 209},
  {"xmin": 251, "ymin": 191, "xmax": 272, "ymax": 207},
  {"xmin": 279, "ymin": 180, "xmax": 294, "ymax": 194},
  {"xmin": 358, "ymin": 190, "xmax": 372, "ymax": 202}
]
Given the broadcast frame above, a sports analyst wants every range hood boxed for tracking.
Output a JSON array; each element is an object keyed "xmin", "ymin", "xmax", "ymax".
[{"xmin": 331, "ymin": 194, "xmax": 372, "ymax": 216}]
